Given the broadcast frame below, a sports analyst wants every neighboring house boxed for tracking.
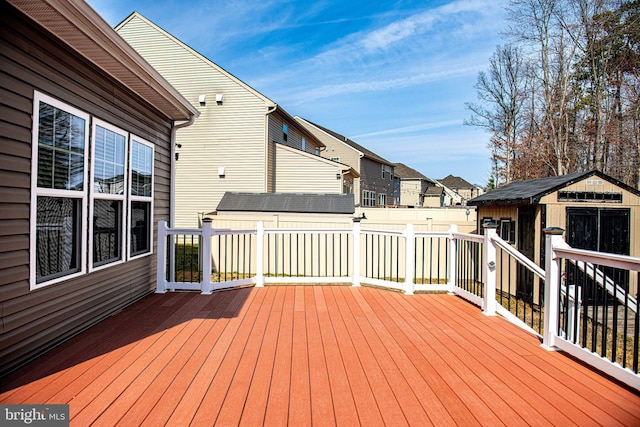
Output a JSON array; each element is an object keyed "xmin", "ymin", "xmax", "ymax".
[
  {"xmin": 116, "ymin": 13, "xmax": 356, "ymax": 227},
  {"xmin": 468, "ymin": 170, "xmax": 640, "ymax": 301},
  {"xmin": 0, "ymin": 0, "xmax": 198, "ymax": 376},
  {"xmin": 437, "ymin": 175, "xmax": 481, "ymax": 206},
  {"xmin": 295, "ymin": 118, "xmax": 396, "ymax": 207},
  {"xmin": 393, "ymin": 163, "xmax": 440, "ymax": 207},
  {"xmin": 424, "ymin": 186, "xmax": 446, "ymax": 208}
]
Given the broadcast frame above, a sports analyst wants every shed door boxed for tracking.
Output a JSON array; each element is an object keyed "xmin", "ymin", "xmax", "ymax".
[
  {"xmin": 516, "ymin": 206, "xmax": 536, "ymax": 302},
  {"xmin": 566, "ymin": 208, "xmax": 630, "ymax": 303}
]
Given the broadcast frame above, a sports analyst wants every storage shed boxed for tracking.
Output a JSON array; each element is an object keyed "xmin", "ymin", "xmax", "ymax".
[{"xmin": 468, "ymin": 170, "xmax": 640, "ymax": 299}]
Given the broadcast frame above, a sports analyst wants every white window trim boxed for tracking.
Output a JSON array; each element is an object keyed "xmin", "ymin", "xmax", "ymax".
[
  {"xmin": 89, "ymin": 119, "xmax": 128, "ymax": 272},
  {"xmin": 30, "ymin": 91, "xmax": 90, "ymax": 290},
  {"xmin": 128, "ymin": 135, "xmax": 154, "ymax": 260}
]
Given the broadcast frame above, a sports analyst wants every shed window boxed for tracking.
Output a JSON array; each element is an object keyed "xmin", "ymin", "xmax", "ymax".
[
  {"xmin": 30, "ymin": 91, "xmax": 155, "ymax": 289},
  {"xmin": 283, "ymin": 124, "xmax": 288, "ymax": 141},
  {"xmin": 557, "ymin": 191, "xmax": 622, "ymax": 203},
  {"xmin": 499, "ymin": 218, "xmax": 516, "ymax": 243}
]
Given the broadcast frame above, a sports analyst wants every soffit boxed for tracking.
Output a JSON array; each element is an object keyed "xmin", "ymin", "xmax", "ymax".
[{"xmin": 8, "ymin": 0, "xmax": 198, "ymax": 121}]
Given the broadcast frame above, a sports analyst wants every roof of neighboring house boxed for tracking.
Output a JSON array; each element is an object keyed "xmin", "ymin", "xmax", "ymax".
[
  {"xmin": 438, "ymin": 175, "xmax": 475, "ymax": 190},
  {"xmin": 8, "ymin": 0, "xmax": 198, "ymax": 121},
  {"xmin": 394, "ymin": 163, "xmax": 434, "ymax": 182},
  {"xmin": 468, "ymin": 170, "xmax": 640, "ymax": 206},
  {"xmin": 215, "ymin": 192, "xmax": 355, "ymax": 214},
  {"xmin": 424, "ymin": 186, "xmax": 444, "ymax": 196},
  {"xmin": 295, "ymin": 118, "xmax": 394, "ymax": 167}
]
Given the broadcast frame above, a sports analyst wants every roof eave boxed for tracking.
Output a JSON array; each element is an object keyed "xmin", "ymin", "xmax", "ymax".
[{"xmin": 9, "ymin": 0, "xmax": 199, "ymax": 121}]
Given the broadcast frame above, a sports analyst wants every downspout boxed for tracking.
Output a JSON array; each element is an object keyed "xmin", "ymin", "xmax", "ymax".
[
  {"xmin": 170, "ymin": 116, "xmax": 196, "ymax": 227},
  {"xmin": 265, "ymin": 104, "xmax": 277, "ymax": 193}
]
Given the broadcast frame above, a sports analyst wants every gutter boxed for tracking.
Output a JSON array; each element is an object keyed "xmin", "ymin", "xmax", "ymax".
[{"xmin": 170, "ymin": 115, "xmax": 197, "ymax": 227}]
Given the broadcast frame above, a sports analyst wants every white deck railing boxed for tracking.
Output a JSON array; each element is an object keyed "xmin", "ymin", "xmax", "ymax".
[{"xmin": 156, "ymin": 219, "xmax": 640, "ymax": 390}]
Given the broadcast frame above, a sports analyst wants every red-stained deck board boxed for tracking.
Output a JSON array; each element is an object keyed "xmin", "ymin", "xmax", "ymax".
[
  {"xmin": 239, "ymin": 287, "xmax": 286, "ymax": 427},
  {"xmin": 93, "ymin": 290, "xmax": 237, "ymax": 425},
  {"xmin": 304, "ymin": 286, "xmax": 336, "ymax": 427},
  {"xmin": 263, "ymin": 286, "xmax": 295, "ymax": 426},
  {"xmin": 323, "ymin": 286, "xmax": 386, "ymax": 426},
  {"xmin": 2, "ymin": 286, "xmax": 640, "ymax": 427}
]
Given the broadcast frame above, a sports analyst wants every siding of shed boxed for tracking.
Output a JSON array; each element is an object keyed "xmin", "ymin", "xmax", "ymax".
[
  {"xmin": 539, "ymin": 178, "xmax": 640, "ymax": 259},
  {"xmin": 0, "ymin": 4, "xmax": 172, "ymax": 376},
  {"xmin": 273, "ymin": 145, "xmax": 343, "ymax": 194},
  {"xmin": 117, "ymin": 15, "xmax": 269, "ymax": 227}
]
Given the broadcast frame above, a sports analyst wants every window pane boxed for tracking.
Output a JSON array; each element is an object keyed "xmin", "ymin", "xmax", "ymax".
[
  {"xmin": 93, "ymin": 199, "xmax": 123, "ymax": 266},
  {"xmin": 35, "ymin": 196, "xmax": 81, "ymax": 283},
  {"xmin": 94, "ymin": 125, "xmax": 126, "ymax": 194},
  {"xmin": 131, "ymin": 201, "xmax": 151, "ymax": 256},
  {"xmin": 131, "ymin": 140, "xmax": 153, "ymax": 197},
  {"xmin": 37, "ymin": 102, "xmax": 86, "ymax": 190}
]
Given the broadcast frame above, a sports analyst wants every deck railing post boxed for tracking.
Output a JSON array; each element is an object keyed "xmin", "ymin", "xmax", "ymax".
[
  {"xmin": 201, "ymin": 218, "xmax": 213, "ymax": 295},
  {"xmin": 255, "ymin": 221, "xmax": 265, "ymax": 287},
  {"xmin": 352, "ymin": 218, "xmax": 362, "ymax": 287},
  {"xmin": 404, "ymin": 223, "xmax": 415, "ymax": 295},
  {"xmin": 448, "ymin": 224, "xmax": 458, "ymax": 294},
  {"xmin": 156, "ymin": 220, "xmax": 168, "ymax": 293},
  {"xmin": 543, "ymin": 227, "xmax": 565, "ymax": 350},
  {"xmin": 483, "ymin": 224, "xmax": 498, "ymax": 316}
]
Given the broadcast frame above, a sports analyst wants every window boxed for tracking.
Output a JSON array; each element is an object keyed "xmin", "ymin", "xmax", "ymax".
[
  {"xmin": 315, "ymin": 147, "xmax": 320, "ymax": 156},
  {"xmin": 30, "ymin": 91, "xmax": 155, "ymax": 289},
  {"xmin": 382, "ymin": 164, "xmax": 393, "ymax": 180},
  {"xmin": 557, "ymin": 191, "xmax": 622, "ymax": 203},
  {"xmin": 378, "ymin": 193, "xmax": 386, "ymax": 206},
  {"xmin": 31, "ymin": 92, "xmax": 89, "ymax": 287},
  {"xmin": 499, "ymin": 218, "xmax": 516, "ymax": 243},
  {"xmin": 90, "ymin": 120, "xmax": 127, "ymax": 269},
  {"xmin": 283, "ymin": 123, "xmax": 288, "ymax": 141},
  {"xmin": 301, "ymin": 137, "xmax": 306, "ymax": 152},
  {"xmin": 362, "ymin": 190, "xmax": 376, "ymax": 207},
  {"xmin": 129, "ymin": 137, "xmax": 154, "ymax": 258}
]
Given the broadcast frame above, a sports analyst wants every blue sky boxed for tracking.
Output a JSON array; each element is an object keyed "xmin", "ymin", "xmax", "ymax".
[{"xmin": 88, "ymin": 0, "xmax": 506, "ymax": 186}]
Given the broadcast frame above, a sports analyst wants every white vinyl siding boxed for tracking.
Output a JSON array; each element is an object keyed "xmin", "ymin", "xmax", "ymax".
[
  {"xmin": 117, "ymin": 15, "xmax": 269, "ymax": 226},
  {"xmin": 273, "ymin": 145, "xmax": 343, "ymax": 193}
]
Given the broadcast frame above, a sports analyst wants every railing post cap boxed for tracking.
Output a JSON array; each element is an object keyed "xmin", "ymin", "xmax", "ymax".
[
  {"xmin": 483, "ymin": 222, "xmax": 498, "ymax": 229},
  {"xmin": 202, "ymin": 217, "xmax": 213, "ymax": 223},
  {"xmin": 543, "ymin": 227, "xmax": 565, "ymax": 235}
]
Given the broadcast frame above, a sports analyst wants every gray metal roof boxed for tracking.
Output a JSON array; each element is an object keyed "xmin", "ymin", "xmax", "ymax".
[
  {"xmin": 468, "ymin": 170, "xmax": 638, "ymax": 206},
  {"xmin": 215, "ymin": 192, "xmax": 355, "ymax": 214}
]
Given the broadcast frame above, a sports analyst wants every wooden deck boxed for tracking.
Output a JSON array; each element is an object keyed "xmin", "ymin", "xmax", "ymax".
[{"xmin": 2, "ymin": 285, "xmax": 640, "ymax": 426}]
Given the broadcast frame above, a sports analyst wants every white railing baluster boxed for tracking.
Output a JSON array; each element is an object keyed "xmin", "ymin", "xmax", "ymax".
[
  {"xmin": 201, "ymin": 218, "xmax": 213, "ymax": 295},
  {"xmin": 404, "ymin": 224, "xmax": 415, "ymax": 295},
  {"xmin": 255, "ymin": 221, "xmax": 265, "ymax": 287},
  {"xmin": 483, "ymin": 224, "xmax": 498, "ymax": 316},
  {"xmin": 543, "ymin": 227, "xmax": 565, "ymax": 350},
  {"xmin": 448, "ymin": 224, "xmax": 458, "ymax": 294},
  {"xmin": 156, "ymin": 220, "xmax": 168, "ymax": 293},
  {"xmin": 352, "ymin": 219, "xmax": 361, "ymax": 287}
]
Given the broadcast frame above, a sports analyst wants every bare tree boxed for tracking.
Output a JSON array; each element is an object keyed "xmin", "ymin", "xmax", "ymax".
[{"xmin": 466, "ymin": 45, "xmax": 527, "ymax": 185}]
